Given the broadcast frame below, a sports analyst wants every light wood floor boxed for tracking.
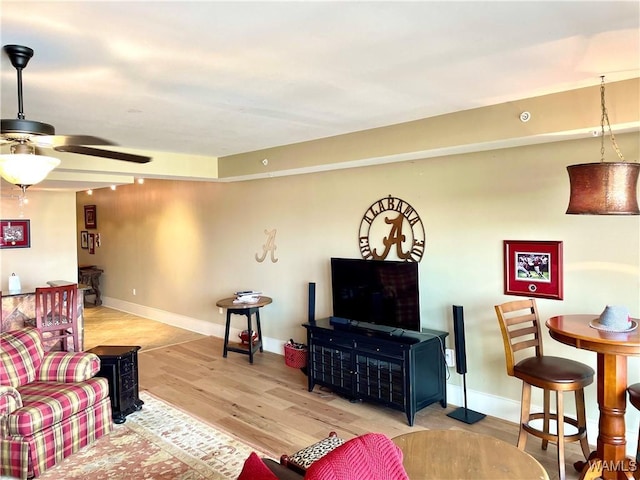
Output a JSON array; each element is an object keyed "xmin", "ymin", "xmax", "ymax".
[
  {"xmin": 83, "ymin": 305, "xmax": 206, "ymax": 351},
  {"xmin": 84, "ymin": 306, "xmax": 588, "ymax": 480}
]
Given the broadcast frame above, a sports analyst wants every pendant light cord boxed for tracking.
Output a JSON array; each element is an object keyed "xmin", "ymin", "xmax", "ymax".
[{"xmin": 600, "ymin": 76, "xmax": 625, "ymax": 162}]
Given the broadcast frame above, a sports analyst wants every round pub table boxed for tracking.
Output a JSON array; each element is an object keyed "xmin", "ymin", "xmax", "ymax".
[
  {"xmin": 216, "ymin": 296, "xmax": 272, "ymax": 364},
  {"xmin": 392, "ymin": 429, "xmax": 549, "ymax": 479},
  {"xmin": 546, "ymin": 314, "xmax": 640, "ymax": 480}
]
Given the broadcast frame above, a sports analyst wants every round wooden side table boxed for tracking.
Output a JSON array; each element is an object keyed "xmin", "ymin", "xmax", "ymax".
[
  {"xmin": 392, "ymin": 429, "xmax": 549, "ymax": 479},
  {"xmin": 216, "ymin": 296, "xmax": 272, "ymax": 364}
]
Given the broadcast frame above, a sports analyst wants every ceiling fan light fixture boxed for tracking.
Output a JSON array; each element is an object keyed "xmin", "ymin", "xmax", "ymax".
[
  {"xmin": 1, "ymin": 44, "xmax": 152, "ymax": 166},
  {"xmin": 1, "ymin": 118, "xmax": 55, "ymax": 137},
  {"xmin": 0, "ymin": 153, "xmax": 61, "ymax": 187},
  {"xmin": 566, "ymin": 76, "xmax": 639, "ymax": 215}
]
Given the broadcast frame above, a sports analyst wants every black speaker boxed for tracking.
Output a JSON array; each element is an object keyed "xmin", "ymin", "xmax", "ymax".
[
  {"xmin": 308, "ymin": 282, "xmax": 316, "ymax": 324},
  {"xmin": 452, "ymin": 305, "xmax": 467, "ymax": 375},
  {"xmin": 447, "ymin": 304, "xmax": 485, "ymax": 424}
]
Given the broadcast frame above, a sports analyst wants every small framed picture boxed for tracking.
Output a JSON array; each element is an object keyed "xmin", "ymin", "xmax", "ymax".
[
  {"xmin": 84, "ymin": 205, "xmax": 97, "ymax": 229},
  {"xmin": 88, "ymin": 233, "xmax": 95, "ymax": 254},
  {"xmin": 0, "ymin": 219, "xmax": 31, "ymax": 249},
  {"xmin": 503, "ymin": 240, "xmax": 563, "ymax": 300},
  {"xmin": 81, "ymin": 230, "xmax": 89, "ymax": 249}
]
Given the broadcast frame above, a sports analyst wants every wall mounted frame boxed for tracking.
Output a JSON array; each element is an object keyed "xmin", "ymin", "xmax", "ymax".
[
  {"xmin": 84, "ymin": 205, "xmax": 97, "ymax": 229},
  {"xmin": 503, "ymin": 240, "xmax": 563, "ymax": 300},
  {"xmin": 81, "ymin": 230, "xmax": 89, "ymax": 249},
  {"xmin": 0, "ymin": 219, "xmax": 31, "ymax": 249}
]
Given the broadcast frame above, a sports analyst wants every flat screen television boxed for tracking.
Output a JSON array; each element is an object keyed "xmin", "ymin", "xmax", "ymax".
[{"xmin": 330, "ymin": 257, "xmax": 420, "ymax": 332}]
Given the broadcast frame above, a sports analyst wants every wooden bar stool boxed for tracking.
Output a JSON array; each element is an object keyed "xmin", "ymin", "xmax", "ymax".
[{"xmin": 495, "ymin": 299, "xmax": 594, "ymax": 480}]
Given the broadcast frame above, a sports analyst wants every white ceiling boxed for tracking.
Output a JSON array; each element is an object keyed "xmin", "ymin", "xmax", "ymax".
[{"xmin": 1, "ymin": 1, "xmax": 639, "ymax": 167}]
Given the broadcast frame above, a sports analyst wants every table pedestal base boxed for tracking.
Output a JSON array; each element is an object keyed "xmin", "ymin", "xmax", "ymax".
[
  {"xmin": 576, "ymin": 454, "xmax": 638, "ymax": 480},
  {"xmin": 575, "ymin": 353, "xmax": 637, "ymax": 480}
]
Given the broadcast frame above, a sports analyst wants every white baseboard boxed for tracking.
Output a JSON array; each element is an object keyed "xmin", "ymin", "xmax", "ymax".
[
  {"xmin": 101, "ymin": 297, "xmax": 638, "ymax": 457},
  {"xmin": 446, "ymin": 381, "xmax": 639, "ymax": 458},
  {"xmin": 102, "ymin": 296, "xmax": 284, "ymax": 354}
]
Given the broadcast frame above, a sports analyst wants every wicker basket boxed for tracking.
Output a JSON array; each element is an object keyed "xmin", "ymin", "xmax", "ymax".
[{"xmin": 284, "ymin": 342, "xmax": 307, "ymax": 369}]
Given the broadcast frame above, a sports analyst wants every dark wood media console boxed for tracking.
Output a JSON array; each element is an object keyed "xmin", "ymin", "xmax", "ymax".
[{"xmin": 303, "ymin": 317, "xmax": 448, "ymax": 426}]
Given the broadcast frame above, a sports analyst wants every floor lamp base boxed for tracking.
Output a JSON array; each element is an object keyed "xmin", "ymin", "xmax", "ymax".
[{"xmin": 447, "ymin": 407, "xmax": 486, "ymax": 424}]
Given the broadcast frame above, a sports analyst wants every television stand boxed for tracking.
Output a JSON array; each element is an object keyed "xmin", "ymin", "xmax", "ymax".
[{"xmin": 304, "ymin": 318, "xmax": 448, "ymax": 426}]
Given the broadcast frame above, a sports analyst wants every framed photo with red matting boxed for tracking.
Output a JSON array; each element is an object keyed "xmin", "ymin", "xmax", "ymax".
[
  {"xmin": 84, "ymin": 205, "xmax": 97, "ymax": 229},
  {"xmin": 504, "ymin": 240, "xmax": 563, "ymax": 300},
  {"xmin": 0, "ymin": 219, "xmax": 30, "ymax": 249}
]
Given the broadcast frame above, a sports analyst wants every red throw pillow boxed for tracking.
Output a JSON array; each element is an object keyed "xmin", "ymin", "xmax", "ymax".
[
  {"xmin": 304, "ymin": 433, "xmax": 409, "ymax": 480},
  {"xmin": 238, "ymin": 452, "xmax": 279, "ymax": 480}
]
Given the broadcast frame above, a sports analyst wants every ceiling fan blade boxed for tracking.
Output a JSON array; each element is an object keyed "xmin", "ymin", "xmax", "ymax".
[
  {"xmin": 2, "ymin": 45, "xmax": 152, "ymax": 166},
  {"xmin": 30, "ymin": 135, "xmax": 116, "ymax": 149},
  {"xmin": 54, "ymin": 145, "xmax": 152, "ymax": 164}
]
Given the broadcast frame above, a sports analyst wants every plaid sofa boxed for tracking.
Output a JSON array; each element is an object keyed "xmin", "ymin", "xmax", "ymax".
[{"xmin": 0, "ymin": 327, "xmax": 113, "ymax": 479}]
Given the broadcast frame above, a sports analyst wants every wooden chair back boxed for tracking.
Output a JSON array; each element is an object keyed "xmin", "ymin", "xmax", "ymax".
[
  {"xmin": 494, "ymin": 298, "xmax": 543, "ymax": 376},
  {"xmin": 35, "ymin": 284, "xmax": 80, "ymax": 351}
]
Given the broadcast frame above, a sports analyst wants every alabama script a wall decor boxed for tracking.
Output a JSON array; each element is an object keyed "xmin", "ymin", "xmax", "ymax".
[{"xmin": 358, "ymin": 195, "xmax": 425, "ymax": 262}]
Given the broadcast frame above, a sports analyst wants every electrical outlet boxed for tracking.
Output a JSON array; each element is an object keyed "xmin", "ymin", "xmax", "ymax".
[
  {"xmin": 132, "ymin": 288, "xmax": 136, "ymax": 296},
  {"xmin": 445, "ymin": 348, "xmax": 455, "ymax": 368}
]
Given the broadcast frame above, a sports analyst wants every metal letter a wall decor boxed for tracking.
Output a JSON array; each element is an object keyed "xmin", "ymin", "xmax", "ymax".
[
  {"xmin": 255, "ymin": 228, "xmax": 279, "ymax": 263},
  {"xmin": 358, "ymin": 195, "xmax": 425, "ymax": 262}
]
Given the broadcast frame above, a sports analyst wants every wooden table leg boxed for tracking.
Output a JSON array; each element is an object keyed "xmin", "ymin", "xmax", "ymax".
[
  {"xmin": 246, "ymin": 310, "xmax": 254, "ymax": 364},
  {"xmin": 223, "ymin": 310, "xmax": 232, "ymax": 358},
  {"xmin": 577, "ymin": 353, "xmax": 632, "ymax": 479},
  {"xmin": 255, "ymin": 309, "xmax": 263, "ymax": 353},
  {"xmin": 598, "ymin": 353, "xmax": 630, "ymax": 479}
]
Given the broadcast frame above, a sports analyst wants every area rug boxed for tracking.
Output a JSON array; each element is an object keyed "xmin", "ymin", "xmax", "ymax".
[{"xmin": 33, "ymin": 391, "xmax": 274, "ymax": 479}]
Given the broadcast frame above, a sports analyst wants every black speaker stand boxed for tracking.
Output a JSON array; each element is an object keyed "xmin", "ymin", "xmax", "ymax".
[{"xmin": 447, "ymin": 373, "xmax": 486, "ymax": 424}]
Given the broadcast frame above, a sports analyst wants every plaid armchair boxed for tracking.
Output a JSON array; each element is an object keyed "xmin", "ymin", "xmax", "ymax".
[{"xmin": 0, "ymin": 327, "xmax": 113, "ymax": 479}]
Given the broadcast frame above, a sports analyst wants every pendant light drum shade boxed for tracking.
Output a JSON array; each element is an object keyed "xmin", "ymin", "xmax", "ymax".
[
  {"xmin": 565, "ymin": 76, "xmax": 639, "ymax": 215},
  {"xmin": 566, "ymin": 162, "xmax": 640, "ymax": 215}
]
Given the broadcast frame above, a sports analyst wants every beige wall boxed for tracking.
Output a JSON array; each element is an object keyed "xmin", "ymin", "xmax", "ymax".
[
  {"xmin": 219, "ymin": 78, "xmax": 639, "ymax": 178},
  {"xmin": 1, "ymin": 189, "xmax": 77, "ymax": 290},
  {"xmin": 1, "ymin": 131, "xmax": 637, "ymax": 447},
  {"xmin": 2, "ymin": 79, "xmax": 637, "ymax": 450},
  {"xmin": 74, "ymin": 131, "xmax": 640, "ymax": 445}
]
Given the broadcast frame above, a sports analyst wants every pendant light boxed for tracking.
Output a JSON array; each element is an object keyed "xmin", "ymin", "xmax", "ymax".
[{"xmin": 566, "ymin": 77, "xmax": 639, "ymax": 215}]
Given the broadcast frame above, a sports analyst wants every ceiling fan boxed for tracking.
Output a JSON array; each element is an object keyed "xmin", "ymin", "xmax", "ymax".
[{"xmin": 1, "ymin": 44, "xmax": 151, "ymax": 188}]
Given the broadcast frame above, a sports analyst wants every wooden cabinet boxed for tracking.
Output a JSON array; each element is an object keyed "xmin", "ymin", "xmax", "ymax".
[
  {"xmin": 78, "ymin": 266, "xmax": 103, "ymax": 306},
  {"xmin": 87, "ymin": 345, "xmax": 143, "ymax": 424},
  {"xmin": 304, "ymin": 318, "xmax": 448, "ymax": 426}
]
